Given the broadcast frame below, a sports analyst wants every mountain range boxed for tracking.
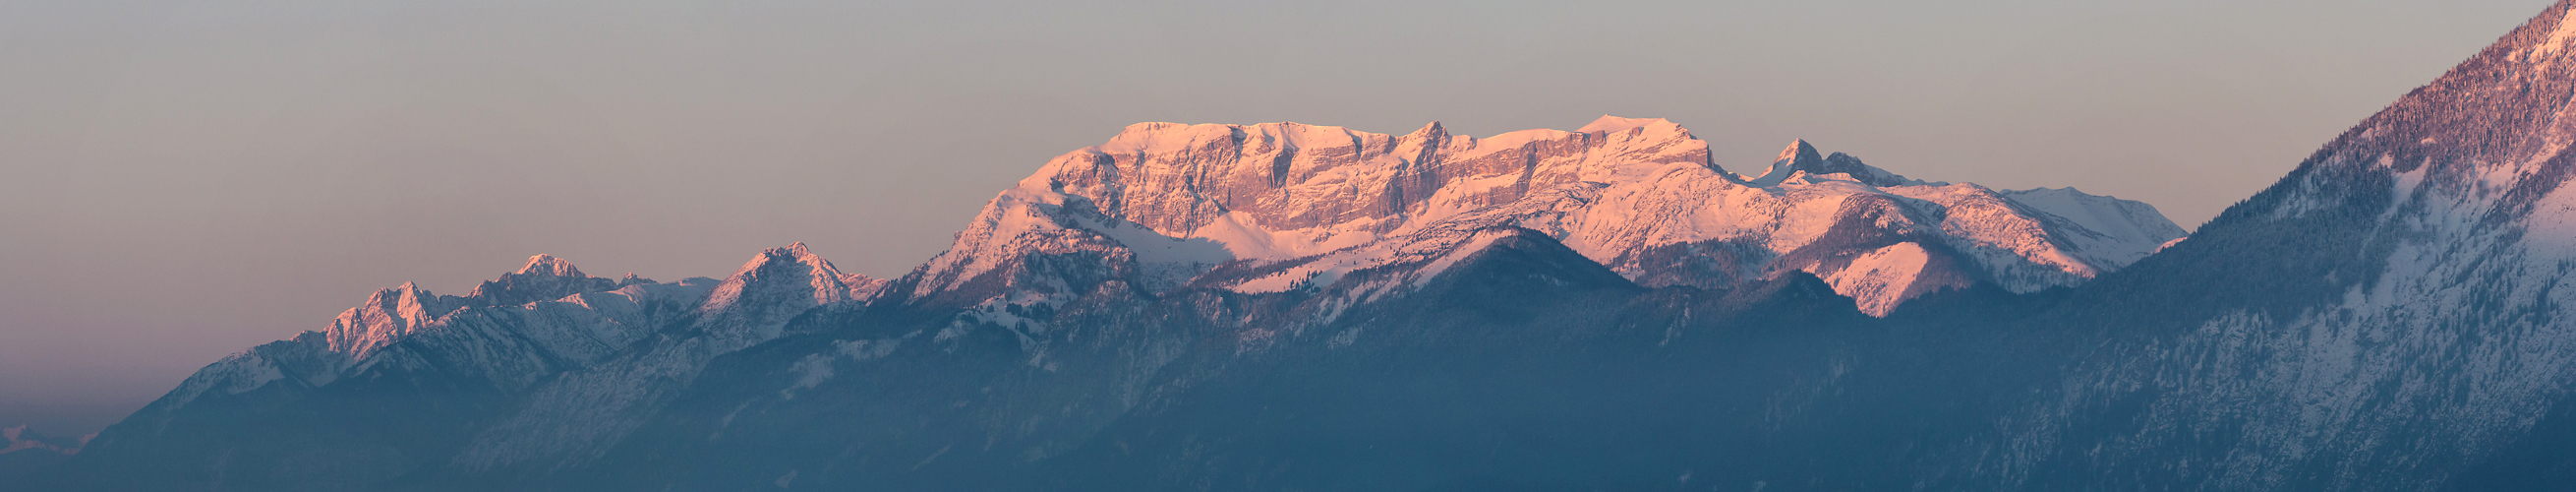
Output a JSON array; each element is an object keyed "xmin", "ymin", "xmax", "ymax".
[{"xmin": 24, "ymin": 1, "xmax": 2576, "ymax": 490}]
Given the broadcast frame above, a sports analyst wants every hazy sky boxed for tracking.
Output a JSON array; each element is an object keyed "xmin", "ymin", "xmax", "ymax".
[{"xmin": 0, "ymin": 0, "xmax": 2554, "ymax": 435}]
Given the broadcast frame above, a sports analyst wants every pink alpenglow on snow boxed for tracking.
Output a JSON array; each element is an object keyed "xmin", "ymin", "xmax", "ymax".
[{"xmin": 929, "ymin": 115, "xmax": 2185, "ymax": 316}]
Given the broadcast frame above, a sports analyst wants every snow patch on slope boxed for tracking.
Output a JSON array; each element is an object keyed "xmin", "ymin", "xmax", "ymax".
[{"xmin": 1822, "ymin": 242, "xmax": 1931, "ymax": 316}]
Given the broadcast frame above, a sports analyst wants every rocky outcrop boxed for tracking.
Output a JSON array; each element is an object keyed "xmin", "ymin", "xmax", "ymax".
[{"xmin": 986, "ymin": 116, "xmax": 2181, "ymax": 315}]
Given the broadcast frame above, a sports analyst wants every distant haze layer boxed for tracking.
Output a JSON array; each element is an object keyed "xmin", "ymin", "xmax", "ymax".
[{"xmin": 0, "ymin": 0, "xmax": 2551, "ymax": 435}]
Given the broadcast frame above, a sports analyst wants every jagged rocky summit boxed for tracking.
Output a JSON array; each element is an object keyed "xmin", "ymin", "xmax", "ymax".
[
  {"xmin": 942, "ymin": 115, "xmax": 2181, "ymax": 316},
  {"xmin": 46, "ymin": 1, "xmax": 2576, "ymax": 489}
]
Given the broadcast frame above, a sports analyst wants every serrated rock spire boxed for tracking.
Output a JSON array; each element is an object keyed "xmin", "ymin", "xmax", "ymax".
[
  {"xmin": 696, "ymin": 242, "xmax": 877, "ymax": 343},
  {"xmin": 468, "ymin": 254, "xmax": 617, "ymax": 307},
  {"xmin": 324, "ymin": 281, "xmax": 455, "ymax": 356},
  {"xmin": 942, "ymin": 116, "xmax": 2177, "ymax": 316},
  {"xmin": 514, "ymin": 254, "xmax": 584, "ymax": 277}
]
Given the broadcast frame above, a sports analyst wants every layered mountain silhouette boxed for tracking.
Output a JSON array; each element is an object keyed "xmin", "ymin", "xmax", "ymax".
[{"xmin": 29, "ymin": 1, "xmax": 2576, "ymax": 490}]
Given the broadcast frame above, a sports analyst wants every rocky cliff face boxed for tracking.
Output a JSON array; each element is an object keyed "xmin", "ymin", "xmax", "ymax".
[{"xmin": 966, "ymin": 115, "xmax": 2179, "ymax": 316}]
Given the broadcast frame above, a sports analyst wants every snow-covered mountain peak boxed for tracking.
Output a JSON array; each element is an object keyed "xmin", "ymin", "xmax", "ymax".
[
  {"xmin": 1409, "ymin": 120, "xmax": 1448, "ymax": 139},
  {"xmin": 2304, "ymin": 0, "xmax": 2576, "ymax": 183},
  {"xmin": 1740, "ymin": 139, "xmax": 1820, "ymax": 183},
  {"xmin": 1574, "ymin": 114, "xmax": 1673, "ymax": 135},
  {"xmin": 467, "ymin": 255, "xmax": 618, "ymax": 307},
  {"xmin": 938, "ymin": 116, "xmax": 2182, "ymax": 315},
  {"xmin": 697, "ymin": 243, "xmax": 873, "ymax": 341},
  {"xmin": 1778, "ymin": 139, "xmax": 1825, "ymax": 165},
  {"xmin": 315, "ymin": 255, "xmax": 642, "ymax": 359},
  {"xmin": 704, "ymin": 243, "xmax": 852, "ymax": 310},
  {"xmin": 781, "ymin": 242, "xmax": 822, "ymax": 263},
  {"xmin": 514, "ymin": 254, "xmax": 584, "ymax": 277},
  {"xmin": 1748, "ymin": 140, "xmax": 1921, "ymax": 187},
  {"xmin": 325, "ymin": 282, "xmax": 456, "ymax": 356}
]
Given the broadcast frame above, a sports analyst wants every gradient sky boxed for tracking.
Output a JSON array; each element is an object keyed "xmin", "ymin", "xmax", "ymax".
[{"xmin": 0, "ymin": 0, "xmax": 2554, "ymax": 435}]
